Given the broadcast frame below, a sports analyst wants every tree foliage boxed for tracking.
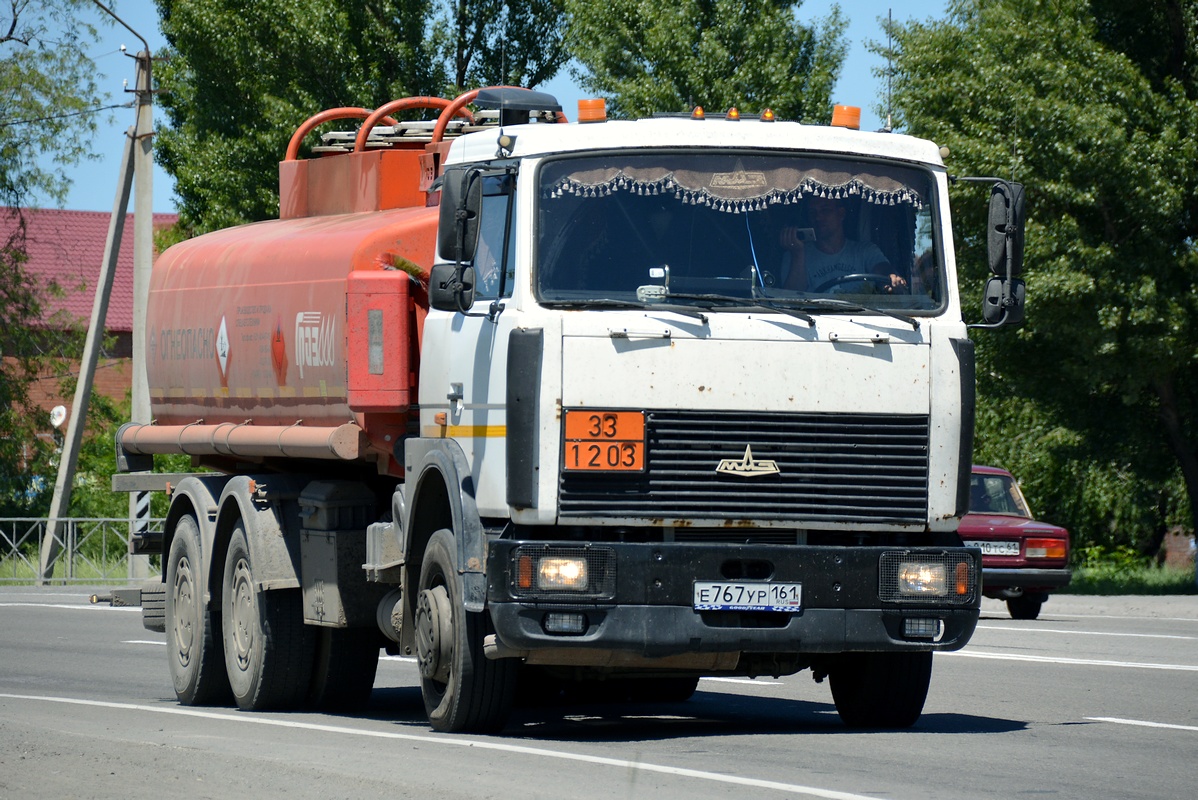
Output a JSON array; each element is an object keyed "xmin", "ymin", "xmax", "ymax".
[
  {"xmin": 155, "ymin": 0, "xmax": 569, "ymax": 234},
  {"xmin": 434, "ymin": 0, "xmax": 567, "ymax": 91},
  {"xmin": 565, "ymin": 0, "xmax": 847, "ymax": 121},
  {"xmin": 154, "ymin": 0, "xmax": 443, "ymax": 233},
  {"xmin": 886, "ymin": 0, "xmax": 1198, "ymax": 557},
  {"xmin": 1, "ymin": 0, "xmax": 106, "ymax": 514}
]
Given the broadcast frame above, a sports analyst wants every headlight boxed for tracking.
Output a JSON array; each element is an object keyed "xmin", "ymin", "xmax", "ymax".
[
  {"xmin": 879, "ymin": 552, "xmax": 977, "ymax": 604},
  {"xmin": 509, "ymin": 546, "xmax": 616, "ymax": 600},
  {"xmin": 898, "ymin": 562, "xmax": 947, "ymax": 596},
  {"xmin": 537, "ymin": 557, "xmax": 589, "ymax": 591}
]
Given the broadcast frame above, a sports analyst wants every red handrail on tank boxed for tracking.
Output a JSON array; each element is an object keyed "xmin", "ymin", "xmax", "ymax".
[
  {"xmin": 352, "ymin": 97, "xmax": 474, "ymax": 154},
  {"xmin": 284, "ymin": 107, "xmax": 401, "ymax": 162},
  {"xmin": 430, "ymin": 86, "xmax": 568, "ymax": 144}
]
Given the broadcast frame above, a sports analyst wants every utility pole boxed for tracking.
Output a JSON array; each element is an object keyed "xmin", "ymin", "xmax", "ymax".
[
  {"xmin": 38, "ymin": 6, "xmax": 153, "ymax": 582},
  {"xmin": 128, "ymin": 46, "xmax": 154, "ymax": 580}
]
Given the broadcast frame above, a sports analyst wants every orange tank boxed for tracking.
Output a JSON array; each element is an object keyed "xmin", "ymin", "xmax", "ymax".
[{"xmin": 143, "ymin": 207, "xmax": 435, "ymax": 474}]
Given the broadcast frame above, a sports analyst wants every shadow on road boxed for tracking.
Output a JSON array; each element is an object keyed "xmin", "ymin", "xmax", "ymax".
[{"xmin": 351, "ymin": 686, "xmax": 1027, "ymax": 741}]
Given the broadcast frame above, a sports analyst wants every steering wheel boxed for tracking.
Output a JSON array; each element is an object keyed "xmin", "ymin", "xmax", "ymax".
[{"xmin": 813, "ymin": 273, "xmax": 892, "ymax": 293}]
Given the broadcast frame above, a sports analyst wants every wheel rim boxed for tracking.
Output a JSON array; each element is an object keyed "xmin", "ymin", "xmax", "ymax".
[
  {"xmin": 229, "ymin": 556, "xmax": 256, "ymax": 672},
  {"xmin": 171, "ymin": 554, "xmax": 196, "ymax": 667},
  {"xmin": 415, "ymin": 584, "xmax": 454, "ymax": 684}
]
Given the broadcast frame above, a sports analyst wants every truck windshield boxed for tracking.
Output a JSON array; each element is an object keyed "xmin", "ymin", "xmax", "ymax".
[{"xmin": 536, "ymin": 153, "xmax": 942, "ymax": 313}]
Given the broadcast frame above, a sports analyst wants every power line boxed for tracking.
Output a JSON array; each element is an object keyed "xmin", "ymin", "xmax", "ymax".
[{"xmin": 0, "ymin": 102, "xmax": 134, "ymax": 129}]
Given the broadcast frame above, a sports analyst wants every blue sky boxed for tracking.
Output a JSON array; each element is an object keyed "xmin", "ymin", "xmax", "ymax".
[{"xmin": 33, "ymin": 1, "xmax": 942, "ymax": 214}]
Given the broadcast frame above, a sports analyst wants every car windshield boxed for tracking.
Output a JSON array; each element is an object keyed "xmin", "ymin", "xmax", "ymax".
[
  {"xmin": 536, "ymin": 152, "xmax": 942, "ymax": 313},
  {"xmin": 970, "ymin": 472, "xmax": 1033, "ymax": 517}
]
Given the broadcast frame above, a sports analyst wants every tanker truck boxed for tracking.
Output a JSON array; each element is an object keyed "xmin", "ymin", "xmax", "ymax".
[{"xmin": 115, "ymin": 86, "xmax": 1026, "ymax": 733}]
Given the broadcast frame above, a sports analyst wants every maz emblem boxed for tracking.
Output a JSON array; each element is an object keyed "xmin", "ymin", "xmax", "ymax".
[{"xmin": 716, "ymin": 445, "xmax": 780, "ymax": 477}]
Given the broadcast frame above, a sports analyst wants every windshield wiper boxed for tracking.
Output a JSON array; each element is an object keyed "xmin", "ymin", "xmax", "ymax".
[
  {"xmin": 796, "ymin": 297, "xmax": 920, "ymax": 330},
  {"xmin": 667, "ymin": 292, "xmax": 815, "ymax": 327},
  {"xmin": 545, "ymin": 298, "xmax": 709, "ymax": 323}
]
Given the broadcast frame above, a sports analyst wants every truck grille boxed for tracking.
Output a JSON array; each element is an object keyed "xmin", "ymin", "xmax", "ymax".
[{"xmin": 559, "ymin": 411, "xmax": 929, "ymax": 523}]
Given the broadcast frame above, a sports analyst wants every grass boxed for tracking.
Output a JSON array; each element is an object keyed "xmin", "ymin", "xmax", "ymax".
[{"xmin": 1061, "ymin": 563, "xmax": 1197, "ymax": 595}]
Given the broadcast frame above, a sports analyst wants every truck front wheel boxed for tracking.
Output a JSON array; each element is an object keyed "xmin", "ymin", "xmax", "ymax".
[
  {"xmin": 415, "ymin": 529, "xmax": 516, "ymax": 732},
  {"xmin": 165, "ymin": 514, "xmax": 231, "ymax": 705},
  {"xmin": 829, "ymin": 651, "xmax": 932, "ymax": 729},
  {"xmin": 221, "ymin": 522, "xmax": 315, "ymax": 710}
]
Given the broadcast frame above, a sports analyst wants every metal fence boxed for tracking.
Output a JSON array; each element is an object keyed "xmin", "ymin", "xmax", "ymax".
[{"xmin": 0, "ymin": 517, "xmax": 163, "ymax": 584}]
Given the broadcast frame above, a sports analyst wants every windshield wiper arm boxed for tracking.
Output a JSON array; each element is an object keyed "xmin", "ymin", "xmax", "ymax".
[
  {"xmin": 797, "ymin": 297, "xmax": 920, "ymax": 330},
  {"xmin": 546, "ymin": 298, "xmax": 709, "ymax": 323},
  {"xmin": 667, "ymin": 292, "xmax": 815, "ymax": 327}
]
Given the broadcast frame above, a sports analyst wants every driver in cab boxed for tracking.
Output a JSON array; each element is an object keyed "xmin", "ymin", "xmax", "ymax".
[{"xmin": 781, "ymin": 197, "xmax": 907, "ymax": 293}]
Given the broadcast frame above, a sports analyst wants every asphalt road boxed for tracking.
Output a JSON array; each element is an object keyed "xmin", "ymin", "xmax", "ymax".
[{"xmin": 1, "ymin": 588, "xmax": 1194, "ymax": 800}]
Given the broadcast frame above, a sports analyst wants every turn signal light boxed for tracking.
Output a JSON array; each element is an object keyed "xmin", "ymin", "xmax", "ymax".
[
  {"xmin": 517, "ymin": 554, "xmax": 533, "ymax": 590},
  {"xmin": 956, "ymin": 561, "xmax": 972, "ymax": 595},
  {"xmin": 1026, "ymin": 538, "xmax": 1067, "ymax": 559}
]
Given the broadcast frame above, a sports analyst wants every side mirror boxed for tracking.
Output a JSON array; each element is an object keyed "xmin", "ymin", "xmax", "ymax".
[
  {"xmin": 987, "ymin": 181, "xmax": 1025, "ymax": 277},
  {"xmin": 982, "ymin": 276, "xmax": 1025, "ymax": 325},
  {"xmin": 437, "ymin": 167, "xmax": 482, "ymax": 263},
  {"xmin": 429, "ymin": 263, "xmax": 477, "ymax": 312}
]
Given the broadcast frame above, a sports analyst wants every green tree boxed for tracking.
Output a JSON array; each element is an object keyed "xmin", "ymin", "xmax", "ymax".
[
  {"xmin": 154, "ymin": 0, "xmax": 444, "ymax": 233},
  {"xmin": 435, "ymin": 0, "xmax": 567, "ymax": 91},
  {"xmin": 1, "ymin": 0, "xmax": 107, "ymax": 514},
  {"xmin": 565, "ymin": 0, "xmax": 847, "ymax": 120},
  {"xmin": 886, "ymin": 0, "xmax": 1198, "ymax": 558}
]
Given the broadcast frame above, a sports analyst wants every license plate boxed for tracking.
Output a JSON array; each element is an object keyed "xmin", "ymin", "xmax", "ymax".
[
  {"xmin": 693, "ymin": 581, "xmax": 802, "ymax": 612},
  {"xmin": 964, "ymin": 540, "xmax": 1020, "ymax": 556}
]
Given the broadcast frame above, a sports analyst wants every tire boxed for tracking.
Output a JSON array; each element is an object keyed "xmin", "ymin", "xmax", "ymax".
[
  {"xmin": 1007, "ymin": 594, "xmax": 1045, "ymax": 620},
  {"xmin": 308, "ymin": 627, "xmax": 381, "ymax": 712},
  {"xmin": 141, "ymin": 582, "xmax": 166, "ymax": 633},
  {"xmin": 165, "ymin": 514, "xmax": 231, "ymax": 705},
  {"xmin": 415, "ymin": 529, "xmax": 517, "ymax": 733},
  {"xmin": 221, "ymin": 523, "xmax": 315, "ymax": 711},
  {"xmin": 829, "ymin": 651, "xmax": 933, "ymax": 729}
]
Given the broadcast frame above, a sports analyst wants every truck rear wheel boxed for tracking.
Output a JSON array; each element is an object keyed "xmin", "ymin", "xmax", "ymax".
[
  {"xmin": 415, "ymin": 529, "xmax": 517, "ymax": 732},
  {"xmin": 222, "ymin": 523, "xmax": 315, "ymax": 710},
  {"xmin": 829, "ymin": 651, "xmax": 932, "ymax": 729},
  {"xmin": 166, "ymin": 514, "xmax": 231, "ymax": 705},
  {"xmin": 308, "ymin": 627, "xmax": 381, "ymax": 711}
]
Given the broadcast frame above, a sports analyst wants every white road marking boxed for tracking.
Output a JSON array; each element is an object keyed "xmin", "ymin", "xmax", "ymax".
[
  {"xmin": 0, "ymin": 602, "xmax": 137, "ymax": 612},
  {"xmin": 942, "ymin": 649, "xmax": 1198, "ymax": 672},
  {"xmin": 975, "ymin": 625, "xmax": 1198, "ymax": 641},
  {"xmin": 701, "ymin": 677, "xmax": 783, "ymax": 686},
  {"xmin": 123, "ymin": 640, "xmax": 165, "ymax": 646},
  {"xmin": 0, "ymin": 692, "xmax": 884, "ymax": 800},
  {"xmin": 1086, "ymin": 717, "xmax": 1198, "ymax": 732}
]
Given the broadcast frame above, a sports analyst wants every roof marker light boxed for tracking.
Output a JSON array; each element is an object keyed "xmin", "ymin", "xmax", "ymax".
[
  {"xmin": 831, "ymin": 104, "xmax": 861, "ymax": 130},
  {"xmin": 578, "ymin": 98, "xmax": 607, "ymax": 123},
  {"xmin": 760, "ymin": 108, "xmax": 776, "ymax": 122},
  {"xmin": 691, "ymin": 106, "xmax": 705, "ymax": 120},
  {"xmin": 725, "ymin": 107, "xmax": 740, "ymax": 121}
]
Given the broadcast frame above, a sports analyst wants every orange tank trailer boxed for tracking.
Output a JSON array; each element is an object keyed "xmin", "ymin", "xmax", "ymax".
[{"xmin": 130, "ymin": 103, "xmax": 456, "ymax": 478}]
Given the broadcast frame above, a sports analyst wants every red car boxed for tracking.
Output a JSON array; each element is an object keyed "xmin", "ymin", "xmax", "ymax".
[{"xmin": 958, "ymin": 466, "xmax": 1072, "ymax": 619}]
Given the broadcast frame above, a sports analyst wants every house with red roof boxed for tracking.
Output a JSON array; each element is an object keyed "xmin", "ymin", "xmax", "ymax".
[{"xmin": 1, "ymin": 208, "xmax": 178, "ymax": 431}]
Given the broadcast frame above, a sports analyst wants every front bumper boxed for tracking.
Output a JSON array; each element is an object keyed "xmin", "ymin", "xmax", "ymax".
[{"xmin": 486, "ymin": 541, "xmax": 981, "ymax": 659}]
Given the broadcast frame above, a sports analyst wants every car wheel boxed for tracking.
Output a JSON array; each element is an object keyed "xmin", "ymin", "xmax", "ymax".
[{"xmin": 1007, "ymin": 594, "xmax": 1045, "ymax": 620}]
